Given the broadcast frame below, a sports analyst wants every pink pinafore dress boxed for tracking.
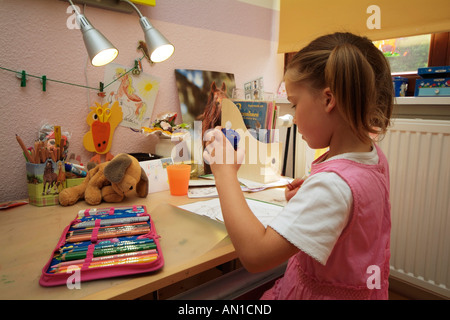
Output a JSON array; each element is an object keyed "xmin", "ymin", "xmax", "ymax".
[{"xmin": 261, "ymin": 145, "xmax": 391, "ymax": 300}]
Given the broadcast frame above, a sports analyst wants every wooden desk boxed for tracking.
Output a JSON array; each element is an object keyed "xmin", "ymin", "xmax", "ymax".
[{"xmin": 0, "ymin": 188, "xmax": 286, "ymax": 300}]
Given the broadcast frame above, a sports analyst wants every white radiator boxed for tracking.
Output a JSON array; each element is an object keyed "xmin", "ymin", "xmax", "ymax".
[{"xmin": 378, "ymin": 119, "xmax": 450, "ymax": 298}]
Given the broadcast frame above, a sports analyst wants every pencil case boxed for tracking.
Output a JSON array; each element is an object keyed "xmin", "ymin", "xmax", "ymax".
[{"xmin": 39, "ymin": 205, "xmax": 164, "ymax": 287}]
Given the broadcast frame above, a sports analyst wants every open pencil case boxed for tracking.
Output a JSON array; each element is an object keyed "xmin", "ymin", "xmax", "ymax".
[{"xmin": 39, "ymin": 205, "xmax": 164, "ymax": 287}]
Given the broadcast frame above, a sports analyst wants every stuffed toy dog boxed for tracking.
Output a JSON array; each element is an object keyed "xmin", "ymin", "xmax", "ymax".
[{"xmin": 59, "ymin": 153, "xmax": 148, "ymax": 206}]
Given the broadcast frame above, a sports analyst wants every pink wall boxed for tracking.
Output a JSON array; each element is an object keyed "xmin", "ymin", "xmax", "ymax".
[{"xmin": 0, "ymin": 0, "xmax": 283, "ymax": 202}]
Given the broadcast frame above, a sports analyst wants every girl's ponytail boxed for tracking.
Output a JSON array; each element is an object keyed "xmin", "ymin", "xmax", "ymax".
[{"xmin": 325, "ymin": 43, "xmax": 377, "ymax": 144}]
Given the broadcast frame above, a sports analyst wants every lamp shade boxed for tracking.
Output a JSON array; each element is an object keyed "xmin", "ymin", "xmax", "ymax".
[
  {"xmin": 140, "ymin": 17, "xmax": 174, "ymax": 62},
  {"xmin": 77, "ymin": 14, "xmax": 118, "ymax": 66}
]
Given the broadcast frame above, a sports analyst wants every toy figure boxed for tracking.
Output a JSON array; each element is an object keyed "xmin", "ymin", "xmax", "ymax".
[
  {"xmin": 59, "ymin": 153, "xmax": 148, "ymax": 206},
  {"xmin": 83, "ymin": 101, "xmax": 123, "ymax": 164}
]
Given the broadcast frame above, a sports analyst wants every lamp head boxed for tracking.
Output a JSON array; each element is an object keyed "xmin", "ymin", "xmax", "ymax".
[
  {"xmin": 139, "ymin": 17, "xmax": 174, "ymax": 63},
  {"xmin": 77, "ymin": 14, "xmax": 118, "ymax": 66}
]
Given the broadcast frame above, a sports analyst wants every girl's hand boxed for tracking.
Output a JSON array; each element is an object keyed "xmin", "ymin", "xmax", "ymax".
[
  {"xmin": 285, "ymin": 177, "xmax": 306, "ymax": 201},
  {"xmin": 203, "ymin": 126, "xmax": 244, "ymax": 177}
]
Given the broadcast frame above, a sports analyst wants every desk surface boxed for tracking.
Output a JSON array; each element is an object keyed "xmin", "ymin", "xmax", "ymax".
[{"xmin": 0, "ymin": 188, "xmax": 286, "ymax": 300}]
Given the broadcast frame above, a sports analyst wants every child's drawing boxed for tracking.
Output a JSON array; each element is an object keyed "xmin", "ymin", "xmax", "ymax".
[{"xmin": 104, "ymin": 63, "xmax": 160, "ymax": 130}]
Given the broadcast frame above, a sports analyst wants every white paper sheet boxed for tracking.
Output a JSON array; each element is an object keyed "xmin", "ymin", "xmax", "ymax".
[{"xmin": 179, "ymin": 198, "xmax": 283, "ymax": 228}]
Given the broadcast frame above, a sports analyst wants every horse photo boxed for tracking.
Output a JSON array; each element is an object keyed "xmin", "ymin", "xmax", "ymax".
[
  {"xmin": 42, "ymin": 160, "xmax": 58, "ymax": 195},
  {"xmin": 199, "ymin": 81, "xmax": 228, "ymax": 142},
  {"xmin": 174, "ymin": 69, "xmax": 235, "ymax": 175}
]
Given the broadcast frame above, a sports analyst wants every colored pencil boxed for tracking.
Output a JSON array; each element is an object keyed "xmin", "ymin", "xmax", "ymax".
[
  {"xmin": 77, "ymin": 213, "xmax": 147, "ymax": 222},
  {"xmin": 16, "ymin": 134, "xmax": 34, "ymax": 163},
  {"xmin": 60, "ymin": 242, "xmax": 157, "ymax": 261},
  {"xmin": 62, "ymin": 238, "xmax": 154, "ymax": 254},
  {"xmin": 67, "ymin": 222, "xmax": 149, "ymax": 235},
  {"xmin": 51, "ymin": 254, "xmax": 158, "ymax": 273},
  {"xmin": 77, "ymin": 206, "xmax": 145, "ymax": 218},
  {"xmin": 72, "ymin": 216, "xmax": 150, "ymax": 229},
  {"xmin": 68, "ymin": 221, "xmax": 149, "ymax": 232},
  {"xmin": 58, "ymin": 235, "xmax": 150, "ymax": 253},
  {"xmin": 66, "ymin": 227, "xmax": 150, "ymax": 243},
  {"xmin": 51, "ymin": 249, "xmax": 158, "ymax": 269}
]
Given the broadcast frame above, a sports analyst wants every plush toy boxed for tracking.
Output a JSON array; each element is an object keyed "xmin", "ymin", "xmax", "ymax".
[{"xmin": 59, "ymin": 153, "xmax": 148, "ymax": 206}]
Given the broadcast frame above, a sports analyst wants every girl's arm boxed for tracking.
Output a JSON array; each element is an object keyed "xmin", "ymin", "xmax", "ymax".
[{"xmin": 204, "ymin": 128, "xmax": 298, "ymax": 273}]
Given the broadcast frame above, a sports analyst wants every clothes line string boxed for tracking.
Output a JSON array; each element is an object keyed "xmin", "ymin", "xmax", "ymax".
[{"xmin": 0, "ymin": 56, "xmax": 144, "ymax": 92}]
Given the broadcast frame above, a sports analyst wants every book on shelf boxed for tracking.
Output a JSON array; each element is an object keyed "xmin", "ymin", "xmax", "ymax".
[{"xmin": 232, "ymin": 100, "xmax": 278, "ymax": 143}]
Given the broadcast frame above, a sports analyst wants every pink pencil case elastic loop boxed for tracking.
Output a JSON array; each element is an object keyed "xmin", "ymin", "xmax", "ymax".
[{"xmin": 90, "ymin": 219, "xmax": 101, "ymax": 243}]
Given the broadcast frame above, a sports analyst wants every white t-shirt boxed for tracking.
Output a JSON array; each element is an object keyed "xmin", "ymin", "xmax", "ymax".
[{"xmin": 268, "ymin": 146, "xmax": 379, "ymax": 265}]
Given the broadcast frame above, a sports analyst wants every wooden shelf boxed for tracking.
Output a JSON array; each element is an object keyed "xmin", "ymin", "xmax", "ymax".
[
  {"xmin": 394, "ymin": 97, "xmax": 450, "ymax": 105},
  {"xmin": 275, "ymin": 96, "xmax": 450, "ymax": 120},
  {"xmin": 276, "ymin": 97, "xmax": 450, "ymax": 106}
]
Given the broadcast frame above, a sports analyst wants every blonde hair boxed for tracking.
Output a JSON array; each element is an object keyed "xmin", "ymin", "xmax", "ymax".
[{"xmin": 285, "ymin": 32, "xmax": 393, "ymax": 143}]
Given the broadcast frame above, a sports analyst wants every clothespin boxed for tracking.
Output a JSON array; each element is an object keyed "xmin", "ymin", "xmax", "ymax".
[
  {"xmin": 97, "ymin": 82, "xmax": 106, "ymax": 98},
  {"xmin": 132, "ymin": 59, "xmax": 141, "ymax": 75},
  {"xmin": 41, "ymin": 75, "xmax": 47, "ymax": 92},
  {"xmin": 17, "ymin": 70, "xmax": 27, "ymax": 87}
]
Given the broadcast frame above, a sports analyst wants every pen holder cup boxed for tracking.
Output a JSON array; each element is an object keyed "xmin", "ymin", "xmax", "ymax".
[
  {"xmin": 26, "ymin": 159, "xmax": 66, "ymax": 207},
  {"xmin": 66, "ymin": 177, "xmax": 85, "ymax": 188}
]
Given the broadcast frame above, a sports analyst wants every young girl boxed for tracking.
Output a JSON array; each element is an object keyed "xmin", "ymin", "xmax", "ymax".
[{"xmin": 203, "ymin": 32, "xmax": 393, "ymax": 300}]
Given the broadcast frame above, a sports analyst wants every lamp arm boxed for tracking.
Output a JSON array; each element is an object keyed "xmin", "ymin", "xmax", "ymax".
[
  {"xmin": 67, "ymin": 0, "xmax": 81, "ymax": 15},
  {"xmin": 120, "ymin": 0, "xmax": 144, "ymax": 18}
]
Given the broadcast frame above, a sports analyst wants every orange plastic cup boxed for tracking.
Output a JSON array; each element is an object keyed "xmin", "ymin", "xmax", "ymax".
[{"xmin": 166, "ymin": 164, "xmax": 191, "ymax": 196}]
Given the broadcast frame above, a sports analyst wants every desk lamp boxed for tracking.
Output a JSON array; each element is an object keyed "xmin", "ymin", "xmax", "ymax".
[
  {"xmin": 121, "ymin": 0, "xmax": 174, "ymax": 63},
  {"xmin": 68, "ymin": 0, "xmax": 119, "ymax": 66}
]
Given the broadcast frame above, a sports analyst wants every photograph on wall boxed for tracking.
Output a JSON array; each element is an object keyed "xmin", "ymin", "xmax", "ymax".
[
  {"xmin": 103, "ymin": 63, "xmax": 160, "ymax": 130},
  {"xmin": 244, "ymin": 76, "xmax": 264, "ymax": 100},
  {"xmin": 174, "ymin": 69, "xmax": 236, "ymax": 174}
]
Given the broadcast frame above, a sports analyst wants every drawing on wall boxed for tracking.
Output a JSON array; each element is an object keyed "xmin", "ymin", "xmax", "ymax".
[{"xmin": 103, "ymin": 63, "xmax": 160, "ymax": 130}]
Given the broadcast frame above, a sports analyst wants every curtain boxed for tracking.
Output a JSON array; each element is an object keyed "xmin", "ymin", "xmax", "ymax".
[{"xmin": 278, "ymin": 0, "xmax": 450, "ymax": 53}]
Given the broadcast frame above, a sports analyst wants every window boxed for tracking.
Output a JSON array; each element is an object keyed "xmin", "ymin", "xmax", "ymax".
[
  {"xmin": 373, "ymin": 34, "xmax": 431, "ymax": 74},
  {"xmin": 284, "ymin": 32, "xmax": 450, "ymax": 96}
]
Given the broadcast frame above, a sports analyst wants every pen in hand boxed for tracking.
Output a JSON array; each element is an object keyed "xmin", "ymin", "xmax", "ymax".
[
  {"xmin": 286, "ymin": 180, "xmax": 295, "ymax": 190},
  {"xmin": 285, "ymin": 175, "xmax": 308, "ymax": 201},
  {"xmin": 286, "ymin": 174, "xmax": 308, "ymax": 189}
]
